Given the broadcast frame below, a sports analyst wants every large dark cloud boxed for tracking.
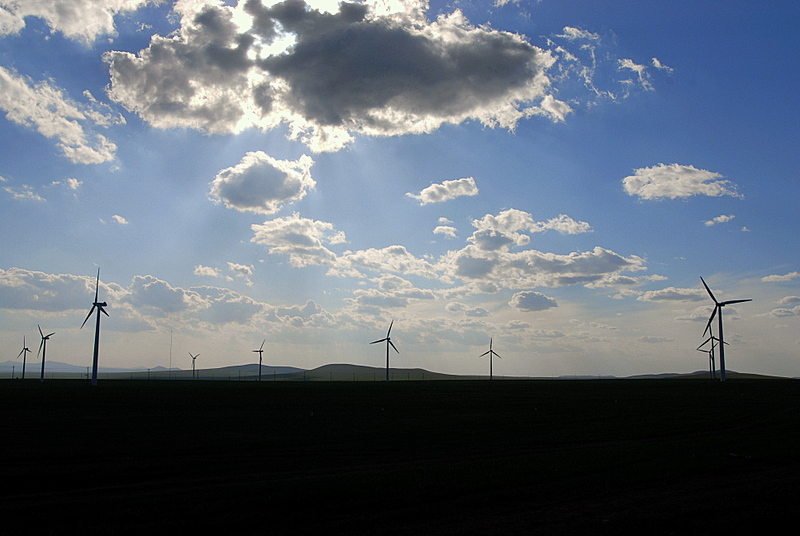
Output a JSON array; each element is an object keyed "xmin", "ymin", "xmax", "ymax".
[{"xmin": 106, "ymin": 0, "xmax": 562, "ymax": 151}]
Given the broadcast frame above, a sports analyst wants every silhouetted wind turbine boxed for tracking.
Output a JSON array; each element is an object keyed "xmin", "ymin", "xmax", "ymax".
[
  {"xmin": 37, "ymin": 324, "xmax": 55, "ymax": 382},
  {"xmin": 17, "ymin": 336, "xmax": 31, "ymax": 379},
  {"xmin": 370, "ymin": 320, "xmax": 398, "ymax": 381},
  {"xmin": 189, "ymin": 352, "xmax": 199, "ymax": 380},
  {"xmin": 700, "ymin": 277, "xmax": 751, "ymax": 382},
  {"xmin": 479, "ymin": 338, "xmax": 502, "ymax": 380},
  {"xmin": 697, "ymin": 334, "xmax": 727, "ymax": 380},
  {"xmin": 81, "ymin": 269, "xmax": 109, "ymax": 386},
  {"xmin": 253, "ymin": 340, "xmax": 265, "ymax": 382}
]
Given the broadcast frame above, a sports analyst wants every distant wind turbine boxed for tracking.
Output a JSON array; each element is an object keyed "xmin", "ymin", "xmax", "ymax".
[
  {"xmin": 81, "ymin": 269, "xmax": 109, "ymax": 387},
  {"xmin": 253, "ymin": 340, "xmax": 265, "ymax": 382},
  {"xmin": 700, "ymin": 277, "xmax": 751, "ymax": 382},
  {"xmin": 697, "ymin": 333, "xmax": 727, "ymax": 380},
  {"xmin": 189, "ymin": 352, "xmax": 199, "ymax": 380},
  {"xmin": 37, "ymin": 324, "xmax": 55, "ymax": 382},
  {"xmin": 370, "ymin": 320, "xmax": 398, "ymax": 382},
  {"xmin": 17, "ymin": 336, "xmax": 31, "ymax": 380},
  {"xmin": 479, "ymin": 338, "xmax": 501, "ymax": 380}
]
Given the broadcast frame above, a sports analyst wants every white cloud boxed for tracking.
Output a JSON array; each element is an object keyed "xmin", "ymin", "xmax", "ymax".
[
  {"xmin": 227, "ymin": 262, "xmax": 254, "ymax": 285},
  {"xmin": 209, "ymin": 152, "xmax": 315, "ymax": 214},
  {"xmin": 509, "ymin": 290, "xmax": 558, "ymax": 312},
  {"xmin": 0, "ymin": 66, "xmax": 117, "ymax": 164},
  {"xmin": 105, "ymin": 0, "xmax": 561, "ymax": 152},
  {"xmin": 779, "ymin": 296, "xmax": 800, "ymax": 306},
  {"xmin": 406, "ymin": 177, "xmax": 478, "ymax": 205},
  {"xmin": 250, "ymin": 212, "xmax": 342, "ymax": 268},
  {"xmin": 704, "ymin": 214, "xmax": 735, "ymax": 227},
  {"xmin": 636, "ymin": 287, "xmax": 706, "ymax": 302},
  {"xmin": 652, "ymin": 57, "xmax": 673, "ymax": 73},
  {"xmin": 0, "ymin": 0, "xmax": 153, "ymax": 43},
  {"xmin": 2, "ymin": 182, "xmax": 44, "ymax": 201},
  {"xmin": 622, "ymin": 163, "xmax": 742, "ymax": 200},
  {"xmin": 111, "ymin": 214, "xmax": 129, "ymax": 225},
  {"xmin": 618, "ymin": 58, "xmax": 653, "ymax": 91},
  {"xmin": 194, "ymin": 265, "xmax": 224, "ymax": 279},
  {"xmin": 433, "ymin": 225, "xmax": 457, "ymax": 238},
  {"xmin": 762, "ymin": 272, "xmax": 800, "ymax": 282}
]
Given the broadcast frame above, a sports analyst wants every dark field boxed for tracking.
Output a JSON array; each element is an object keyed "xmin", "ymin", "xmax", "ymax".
[{"xmin": 2, "ymin": 379, "xmax": 799, "ymax": 534}]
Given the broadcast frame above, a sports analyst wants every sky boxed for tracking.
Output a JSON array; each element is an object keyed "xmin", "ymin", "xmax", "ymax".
[{"xmin": 1, "ymin": 0, "xmax": 799, "ymax": 378}]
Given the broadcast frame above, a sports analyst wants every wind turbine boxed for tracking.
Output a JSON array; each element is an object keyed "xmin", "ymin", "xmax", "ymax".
[
  {"xmin": 697, "ymin": 334, "xmax": 727, "ymax": 380},
  {"xmin": 253, "ymin": 340, "xmax": 265, "ymax": 382},
  {"xmin": 370, "ymin": 320, "xmax": 398, "ymax": 382},
  {"xmin": 479, "ymin": 338, "xmax": 501, "ymax": 380},
  {"xmin": 189, "ymin": 352, "xmax": 199, "ymax": 380},
  {"xmin": 81, "ymin": 269, "xmax": 109, "ymax": 387},
  {"xmin": 17, "ymin": 336, "xmax": 31, "ymax": 379},
  {"xmin": 700, "ymin": 277, "xmax": 751, "ymax": 382},
  {"xmin": 37, "ymin": 325, "xmax": 55, "ymax": 382}
]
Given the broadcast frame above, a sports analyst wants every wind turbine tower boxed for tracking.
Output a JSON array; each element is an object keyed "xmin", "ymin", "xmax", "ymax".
[
  {"xmin": 253, "ymin": 340, "xmax": 265, "ymax": 382},
  {"xmin": 700, "ymin": 277, "xmax": 751, "ymax": 382},
  {"xmin": 17, "ymin": 336, "xmax": 31, "ymax": 379},
  {"xmin": 370, "ymin": 320, "xmax": 399, "ymax": 382},
  {"xmin": 479, "ymin": 338, "xmax": 502, "ymax": 380},
  {"xmin": 37, "ymin": 325, "xmax": 55, "ymax": 382},
  {"xmin": 81, "ymin": 269, "xmax": 109, "ymax": 387}
]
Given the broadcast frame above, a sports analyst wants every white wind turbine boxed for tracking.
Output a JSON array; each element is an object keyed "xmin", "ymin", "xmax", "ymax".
[
  {"xmin": 81, "ymin": 269, "xmax": 109, "ymax": 386},
  {"xmin": 17, "ymin": 336, "xmax": 31, "ymax": 380},
  {"xmin": 370, "ymin": 320, "xmax": 398, "ymax": 382},
  {"xmin": 700, "ymin": 277, "xmax": 751, "ymax": 382},
  {"xmin": 253, "ymin": 340, "xmax": 265, "ymax": 382},
  {"xmin": 37, "ymin": 324, "xmax": 55, "ymax": 382},
  {"xmin": 479, "ymin": 338, "xmax": 502, "ymax": 380},
  {"xmin": 189, "ymin": 352, "xmax": 199, "ymax": 380}
]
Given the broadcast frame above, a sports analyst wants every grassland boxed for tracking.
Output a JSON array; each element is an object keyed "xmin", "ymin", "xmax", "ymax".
[{"xmin": 1, "ymin": 378, "xmax": 799, "ymax": 534}]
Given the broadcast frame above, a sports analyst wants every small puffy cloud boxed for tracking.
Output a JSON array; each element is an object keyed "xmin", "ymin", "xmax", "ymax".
[
  {"xmin": 652, "ymin": 58, "xmax": 673, "ymax": 72},
  {"xmin": 557, "ymin": 27, "xmax": 600, "ymax": 41},
  {"xmin": 209, "ymin": 152, "xmax": 315, "ymax": 214},
  {"xmin": 622, "ymin": 164, "xmax": 742, "ymax": 200},
  {"xmin": 509, "ymin": 290, "xmax": 558, "ymax": 312},
  {"xmin": 227, "ymin": 262, "xmax": 254, "ymax": 285},
  {"xmin": 251, "ymin": 212, "xmax": 342, "ymax": 267},
  {"xmin": 0, "ymin": 0, "xmax": 153, "ymax": 43},
  {"xmin": 637, "ymin": 287, "xmax": 706, "ymax": 302},
  {"xmin": 105, "ymin": 0, "xmax": 561, "ymax": 152},
  {"xmin": 406, "ymin": 177, "xmax": 478, "ymax": 205},
  {"xmin": 433, "ymin": 225, "xmax": 457, "ymax": 238},
  {"xmin": 470, "ymin": 209, "xmax": 591, "ymax": 249},
  {"xmin": 194, "ymin": 265, "xmax": 225, "ymax": 279},
  {"xmin": 704, "ymin": 214, "xmax": 735, "ymax": 227},
  {"xmin": 446, "ymin": 301, "xmax": 489, "ymax": 317},
  {"xmin": 762, "ymin": 272, "xmax": 800, "ymax": 283},
  {"xmin": 0, "ymin": 66, "xmax": 117, "ymax": 164},
  {"xmin": 618, "ymin": 58, "xmax": 652, "ymax": 91},
  {"xmin": 111, "ymin": 214, "xmax": 129, "ymax": 225},
  {"xmin": 779, "ymin": 296, "xmax": 800, "ymax": 306},
  {"xmin": 538, "ymin": 214, "xmax": 592, "ymax": 234}
]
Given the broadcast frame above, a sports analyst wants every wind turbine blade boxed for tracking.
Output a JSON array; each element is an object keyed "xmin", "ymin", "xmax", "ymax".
[
  {"xmin": 80, "ymin": 305, "xmax": 96, "ymax": 329},
  {"xmin": 38, "ymin": 324, "xmax": 44, "ymax": 337},
  {"xmin": 387, "ymin": 319, "xmax": 394, "ymax": 337},
  {"xmin": 370, "ymin": 338, "xmax": 387, "ymax": 344},
  {"xmin": 494, "ymin": 352, "xmax": 502, "ymax": 359},
  {"xmin": 479, "ymin": 350, "xmax": 491, "ymax": 357},
  {"xmin": 389, "ymin": 340, "xmax": 399, "ymax": 354},
  {"xmin": 94, "ymin": 268, "xmax": 100, "ymax": 302},
  {"xmin": 17, "ymin": 348, "xmax": 24, "ymax": 359},
  {"xmin": 703, "ymin": 307, "xmax": 717, "ymax": 336},
  {"xmin": 700, "ymin": 277, "xmax": 718, "ymax": 304},
  {"xmin": 721, "ymin": 299, "xmax": 752, "ymax": 306},
  {"xmin": 260, "ymin": 340, "xmax": 265, "ymax": 350},
  {"xmin": 38, "ymin": 339, "xmax": 44, "ymax": 358}
]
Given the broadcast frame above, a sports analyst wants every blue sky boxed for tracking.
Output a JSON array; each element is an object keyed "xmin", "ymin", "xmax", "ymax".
[{"xmin": 1, "ymin": 0, "xmax": 798, "ymax": 378}]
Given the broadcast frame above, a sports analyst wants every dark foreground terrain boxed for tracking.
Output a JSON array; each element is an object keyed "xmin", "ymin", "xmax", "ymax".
[{"xmin": 2, "ymin": 378, "xmax": 799, "ymax": 534}]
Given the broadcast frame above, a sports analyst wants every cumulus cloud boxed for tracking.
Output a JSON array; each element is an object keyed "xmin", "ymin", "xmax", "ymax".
[
  {"xmin": 250, "ymin": 212, "xmax": 342, "ymax": 267},
  {"xmin": 227, "ymin": 262, "xmax": 254, "ymax": 285},
  {"xmin": 0, "ymin": 66, "xmax": 118, "ymax": 163},
  {"xmin": 105, "ymin": 0, "xmax": 565, "ymax": 152},
  {"xmin": 433, "ymin": 225, "xmax": 457, "ymax": 238},
  {"xmin": 762, "ymin": 272, "xmax": 800, "ymax": 283},
  {"xmin": 406, "ymin": 177, "xmax": 478, "ymax": 205},
  {"xmin": 194, "ymin": 265, "xmax": 226, "ymax": 279},
  {"xmin": 111, "ymin": 214, "xmax": 129, "ymax": 225},
  {"xmin": 779, "ymin": 296, "xmax": 800, "ymax": 306},
  {"xmin": 470, "ymin": 209, "xmax": 591, "ymax": 249},
  {"xmin": 509, "ymin": 290, "xmax": 558, "ymax": 312},
  {"xmin": 704, "ymin": 214, "xmax": 735, "ymax": 227},
  {"xmin": 636, "ymin": 287, "xmax": 707, "ymax": 302},
  {"xmin": 0, "ymin": 0, "xmax": 153, "ymax": 43},
  {"xmin": 622, "ymin": 164, "xmax": 742, "ymax": 200},
  {"xmin": 209, "ymin": 152, "xmax": 315, "ymax": 214},
  {"xmin": 0, "ymin": 267, "xmax": 112, "ymax": 312}
]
